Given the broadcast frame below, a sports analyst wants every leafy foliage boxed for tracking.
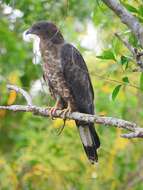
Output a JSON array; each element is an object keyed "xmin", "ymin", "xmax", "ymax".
[{"xmin": 0, "ymin": 0, "xmax": 143, "ymax": 190}]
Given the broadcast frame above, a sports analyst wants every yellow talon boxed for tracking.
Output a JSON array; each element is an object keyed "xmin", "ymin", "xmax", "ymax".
[
  {"xmin": 49, "ymin": 98, "xmax": 62, "ymax": 119},
  {"xmin": 60, "ymin": 101, "xmax": 73, "ymax": 119}
]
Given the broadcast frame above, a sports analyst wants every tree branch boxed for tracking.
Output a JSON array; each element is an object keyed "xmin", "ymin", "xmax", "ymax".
[
  {"xmin": 0, "ymin": 85, "xmax": 143, "ymax": 138},
  {"xmin": 7, "ymin": 84, "xmax": 33, "ymax": 106},
  {"xmin": 115, "ymin": 33, "xmax": 143, "ymax": 69},
  {"xmin": 102, "ymin": 0, "xmax": 143, "ymax": 47}
]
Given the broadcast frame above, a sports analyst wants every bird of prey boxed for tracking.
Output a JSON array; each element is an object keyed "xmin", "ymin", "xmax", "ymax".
[{"xmin": 26, "ymin": 21, "xmax": 100, "ymax": 163}]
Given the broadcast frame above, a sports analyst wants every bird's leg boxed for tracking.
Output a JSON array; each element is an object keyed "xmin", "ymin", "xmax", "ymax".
[
  {"xmin": 60, "ymin": 101, "xmax": 73, "ymax": 119},
  {"xmin": 49, "ymin": 96, "xmax": 62, "ymax": 118},
  {"xmin": 56, "ymin": 101, "xmax": 73, "ymax": 134}
]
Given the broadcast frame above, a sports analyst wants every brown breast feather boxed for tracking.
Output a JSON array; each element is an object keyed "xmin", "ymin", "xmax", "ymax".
[{"xmin": 40, "ymin": 39, "xmax": 75, "ymax": 105}]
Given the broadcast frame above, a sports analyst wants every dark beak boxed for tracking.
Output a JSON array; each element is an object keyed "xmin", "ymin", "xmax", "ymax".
[{"xmin": 26, "ymin": 28, "xmax": 33, "ymax": 35}]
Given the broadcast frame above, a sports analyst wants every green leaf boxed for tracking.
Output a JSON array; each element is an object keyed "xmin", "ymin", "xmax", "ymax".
[
  {"xmin": 138, "ymin": 5, "xmax": 143, "ymax": 17},
  {"xmin": 123, "ymin": 3, "xmax": 138, "ymax": 13},
  {"xmin": 120, "ymin": 56, "xmax": 129, "ymax": 65},
  {"xmin": 96, "ymin": 49, "xmax": 116, "ymax": 61},
  {"xmin": 125, "ymin": 61, "xmax": 129, "ymax": 70},
  {"xmin": 119, "ymin": 56, "xmax": 129, "ymax": 70},
  {"xmin": 112, "ymin": 85, "xmax": 122, "ymax": 100},
  {"xmin": 122, "ymin": 76, "xmax": 129, "ymax": 83},
  {"xmin": 140, "ymin": 73, "xmax": 143, "ymax": 91}
]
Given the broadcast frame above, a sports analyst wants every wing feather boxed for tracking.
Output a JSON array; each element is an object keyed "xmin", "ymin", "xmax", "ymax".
[{"xmin": 61, "ymin": 43, "xmax": 94, "ymax": 114}]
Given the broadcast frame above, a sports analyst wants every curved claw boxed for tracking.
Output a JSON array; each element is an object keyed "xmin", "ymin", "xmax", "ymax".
[
  {"xmin": 60, "ymin": 107, "xmax": 71, "ymax": 119},
  {"xmin": 57, "ymin": 119, "xmax": 66, "ymax": 135},
  {"xmin": 49, "ymin": 107, "xmax": 59, "ymax": 119}
]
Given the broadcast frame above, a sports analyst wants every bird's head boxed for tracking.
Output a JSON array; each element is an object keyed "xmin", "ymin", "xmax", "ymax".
[{"xmin": 26, "ymin": 21, "xmax": 64, "ymax": 43}]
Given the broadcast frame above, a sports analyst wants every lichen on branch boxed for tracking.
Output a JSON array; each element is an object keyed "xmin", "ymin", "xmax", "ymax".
[{"xmin": 0, "ymin": 84, "xmax": 143, "ymax": 138}]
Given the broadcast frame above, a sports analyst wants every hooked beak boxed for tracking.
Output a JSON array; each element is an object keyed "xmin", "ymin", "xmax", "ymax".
[{"xmin": 26, "ymin": 28, "xmax": 33, "ymax": 35}]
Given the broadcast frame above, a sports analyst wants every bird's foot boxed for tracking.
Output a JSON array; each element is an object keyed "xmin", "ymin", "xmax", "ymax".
[
  {"xmin": 48, "ymin": 97, "xmax": 63, "ymax": 119},
  {"xmin": 59, "ymin": 101, "xmax": 75, "ymax": 119},
  {"xmin": 49, "ymin": 106, "xmax": 60, "ymax": 119},
  {"xmin": 59, "ymin": 107, "xmax": 72, "ymax": 119}
]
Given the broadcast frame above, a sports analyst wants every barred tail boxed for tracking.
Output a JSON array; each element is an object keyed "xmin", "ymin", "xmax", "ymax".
[{"xmin": 77, "ymin": 123, "xmax": 100, "ymax": 164}]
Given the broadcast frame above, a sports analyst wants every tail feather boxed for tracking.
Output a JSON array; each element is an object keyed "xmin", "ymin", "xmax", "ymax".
[{"xmin": 77, "ymin": 123, "xmax": 100, "ymax": 164}]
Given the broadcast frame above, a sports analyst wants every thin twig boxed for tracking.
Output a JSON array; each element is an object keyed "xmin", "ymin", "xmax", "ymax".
[
  {"xmin": 115, "ymin": 33, "xmax": 143, "ymax": 68},
  {"xmin": 7, "ymin": 84, "xmax": 33, "ymax": 106},
  {"xmin": 101, "ymin": 0, "xmax": 143, "ymax": 69},
  {"xmin": 137, "ymin": 52, "xmax": 143, "ymax": 57},
  {"xmin": 102, "ymin": 0, "xmax": 143, "ymax": 47},
  {"xmin": 115, "ymin": 33, "xmax": 135, "ymax": 55},
  {"xmin": 121, "ymin": 128, "xmax": 143, "ymax": 138},
  {"xmin": 0, "ymin": 85, "xmax": 143, "ymax": 138},
  {"xmin": 132, "ymin": 67, "xmax": 143, "ymax": 72},
  {"xmin": 93, "ymin": 73, "xmax": 140, "ymax": 90}
]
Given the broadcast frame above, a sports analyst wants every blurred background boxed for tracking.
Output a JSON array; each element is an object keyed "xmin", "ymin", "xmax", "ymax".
[{"xmin": 0, "ymin": 0, "xmax": 143, "ymax": 189}]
